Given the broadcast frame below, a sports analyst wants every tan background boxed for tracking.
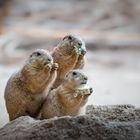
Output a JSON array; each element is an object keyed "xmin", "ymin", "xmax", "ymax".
[{"xmin": 0, "ymin": 0, "xmax": 140, "ymax": 127}]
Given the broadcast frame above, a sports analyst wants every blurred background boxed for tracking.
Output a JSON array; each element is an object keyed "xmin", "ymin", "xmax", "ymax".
[{"xmin": 0, "ymin": 0, "xmax": 140, "ymax": 127}]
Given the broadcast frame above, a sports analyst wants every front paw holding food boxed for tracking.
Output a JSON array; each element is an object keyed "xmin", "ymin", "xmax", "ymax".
[
  {"xmin": 74, "ymin": 88, "xmax": 93, "ymax": 98},
  {"xmin": 52, "ymin": 63, "xmax": 59, "ymax": 71}
]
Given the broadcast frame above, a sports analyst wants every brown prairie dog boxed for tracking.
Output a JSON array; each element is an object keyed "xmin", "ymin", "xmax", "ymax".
[
  {"xmin": 52, "ymin": 35, "xmax": 86, "ymax": 89},
  {"xmin": 4, "ymin": 49, "xmax": 58, "ymax": 121},
  {"xmin": 41, "ymin": 70, "xmax": 93, "ymax": 119}
]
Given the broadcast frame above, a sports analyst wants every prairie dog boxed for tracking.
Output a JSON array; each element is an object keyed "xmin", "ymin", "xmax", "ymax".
[
  {"xmin": 41, "ymin": 70, "xmax": 92, "ymax": 119},
  {"xmin": 4, "ymin": 49, "xmax": 58, "ymax": 121},
  {"xmin": 52, "ymin": 35, "xmax": 86, "ymax": 88}
]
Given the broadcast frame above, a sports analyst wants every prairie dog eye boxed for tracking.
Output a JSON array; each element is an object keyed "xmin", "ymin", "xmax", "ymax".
[
  {"xmin": 47, "ymin": 58, "xmax": 51, "ymax": 62},
  {"xmin": 36, "ymin": 52, "xmax": 41, "ymax": 56},
  {"xmin": 72, "ymin": 72, "xmax": 77, "ymax": 76},
  {"xmin": 78, "ymin": 42, "xmax": 82, "ymax": 46},
  {"xmin": 84, "ymin": 77, "xmax": 88, "ymax": 80}
]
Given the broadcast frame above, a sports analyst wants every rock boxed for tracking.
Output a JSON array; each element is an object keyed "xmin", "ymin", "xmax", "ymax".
[
  {"xmin": 86, "ymin": 104, "xmax": 140, "ymax": 122},
  {"xmin": 0, "ymin": 105, "xmax": 140, "ymax": 140}
]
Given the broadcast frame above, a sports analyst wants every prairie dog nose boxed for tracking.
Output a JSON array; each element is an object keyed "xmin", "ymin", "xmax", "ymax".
[
  {"xmin": 84, "ymin": 77, "xmax": 88, "ymax": 81},
  {"xmin": 90, "ymin": 88, "xmax": 93, "ymax": 93}
]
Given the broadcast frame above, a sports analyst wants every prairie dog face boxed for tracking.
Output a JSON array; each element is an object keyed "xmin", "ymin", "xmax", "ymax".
[
  {"xmin": 28, "ymin": 49, "xmax": 53, "ymax": 70},
  {"xmin": 64, "ymin": 70, "xmax": 88, "ymax": 88},
  {"xmin": 59, "ymin": 35, "xmax": 86, "ymax": 55}
]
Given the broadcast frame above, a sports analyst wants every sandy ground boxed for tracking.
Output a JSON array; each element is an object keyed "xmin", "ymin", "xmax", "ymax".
[
  {"xmin": 0, "ymin": 49, "xmax": 140, "ymax": 127},
  {"xmin": 1, "ymin": 0, "xmax": 140, "ymax": 129}
]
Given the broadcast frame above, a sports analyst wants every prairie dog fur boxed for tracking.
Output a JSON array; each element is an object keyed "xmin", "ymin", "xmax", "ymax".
[
  {"xmin": 4, "ymin": 49, "xmax": 58, "ymax": 121},
  {"xmin": 41, "ymin": 70, "xmax": 92, "ymax": 119},
  {"xmin": 52, "ymin": 35, "xmax": 86, "ymax": 89}
]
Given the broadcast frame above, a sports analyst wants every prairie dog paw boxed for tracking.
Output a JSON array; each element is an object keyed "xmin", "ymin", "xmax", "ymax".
[
  {"xmin": 74, "ymin": 46, "xmax": 82, "ymax": 55},
  {"xmin": 52, "ymin": 63, "xmax": 59, "ymax": 71},
  {"xmin": 73, "ymin": 89, "xmax": 86, "ymax": 98},
  {"xmin": 44, "ymin": 63, "xmax": 52, "ymax": 71},
  {"xmin": 47, "ymin": 63, "xmax": 52, "ymax": 69},
  {"xmin": 83, "ymin": 88, "xmax": 93, "ymax": 96},
  {"xmin": 74, "ymin": 88, "xmax": 93, "ymax": 98}
]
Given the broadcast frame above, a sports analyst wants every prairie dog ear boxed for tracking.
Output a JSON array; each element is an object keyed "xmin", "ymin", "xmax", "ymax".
[
  {"xmin": 30, "ymin": 51, "xmax": 41, "ymax": 58},
  {"xmin": 63, "ymin": 35, "xmax": 72, "ymax": 40},
  {"xmin": 64, "ymin": 73, "xmax": 69, "ymax": 80}
]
